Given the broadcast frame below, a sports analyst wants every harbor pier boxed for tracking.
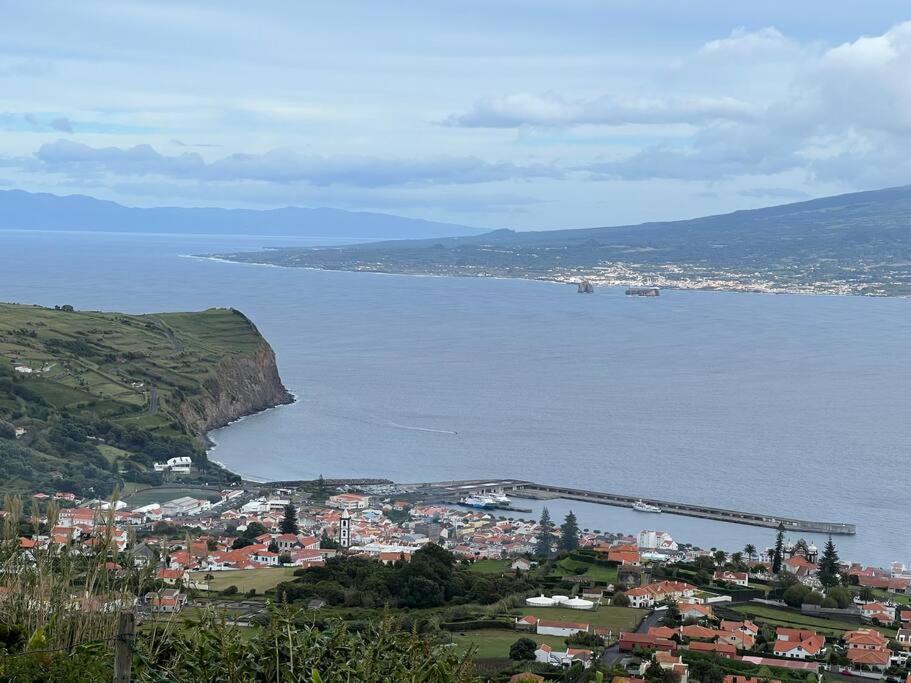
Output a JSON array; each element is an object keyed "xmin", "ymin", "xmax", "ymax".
[{"xmin": 408, "ymin": 479, "xmax": 856, "ymax": 535}]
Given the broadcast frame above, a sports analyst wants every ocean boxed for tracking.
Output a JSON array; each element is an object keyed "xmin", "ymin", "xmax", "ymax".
[{"xmin": 1, "ymin": 229, "xmax": 908, "ymax": 566}]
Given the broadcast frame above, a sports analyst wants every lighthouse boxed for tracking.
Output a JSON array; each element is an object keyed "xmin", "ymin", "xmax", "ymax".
[{"xmin": 338, "ymin": 507, "xmax": 351, "ymax": 548}]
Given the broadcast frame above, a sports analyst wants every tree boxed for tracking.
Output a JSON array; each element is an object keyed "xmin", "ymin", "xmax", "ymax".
[
  {"xmin": 661, "ymin": 602, "xmax": 681, "ymax": 627},
  {"xmin": 319, "ymin": 529, "xmax": 340, "ymax": 550},
  {"xmin": 279, "ymin": 504, "xmax": 299, "ymax": 535},
  {"xmin": 772, "ymin": 523, "xmax": 785, "ymax": 574},
  {"xmin": 559, "ymin": 510, "xmax": 580, "ymax": 551},
  {"xmin": 534, "ymin": 506, "xmax": 554, "ymax": 557},
  {"xmin": 744, "ymin": 543, "xmax": 757, "ymax": 562},
  {"xmin": 827, "ymin": 586, "xmax": 852, "ymax": 609},
  {"xmin": 613, "ymin": 592, "xmax": 630, "ymax": 607},
  {"xmin": 268, "ymin": 540, "xmax": 279, "ymax": 553},
  {"xmin": 713, "ymin": 550, "xmax": 727, "ymax": 566},
  {"xmin": 244, "ymin": 521, "xmax": 267, "ymax": 538},
  {"xmin": 818, "ymin": 536, "xmax": 841, "ymax": 589},
  {"xmin": 509, "ymin": 636, "xmax": 537, "ymax": 661}
]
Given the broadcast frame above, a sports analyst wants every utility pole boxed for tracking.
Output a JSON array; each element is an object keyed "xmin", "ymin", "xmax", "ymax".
[{"xmin": 114, "ymin": 609, "xmax": 135, "ymax": 683}]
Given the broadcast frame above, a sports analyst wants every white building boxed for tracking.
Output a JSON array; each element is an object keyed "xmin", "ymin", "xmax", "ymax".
[
  {"xmin": 338, "ymin": 508, "xmax": 351, "ymax": 548},
  {"xmin": 161, "ymin": 496, "xmax": 209, "ymax": 517},
  {"xmin": 638, "ymin": 530, "xmax": 678, "ymax": 551},
  {"xmin": 153, "ymin": 456, "xmax": 193, "ymax": 473},
  {"xmin": 536, "ymin": 620, "xmax": 590, "ymax": 637},
  {"xmin": 327, "ymin": 493, "xmax": 370, "ymax": 510}
]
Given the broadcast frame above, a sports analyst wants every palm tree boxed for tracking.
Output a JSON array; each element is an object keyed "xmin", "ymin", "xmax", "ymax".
[{"xmin": 744, "ymin": 543, "xmax": 757, "ymax": 562}]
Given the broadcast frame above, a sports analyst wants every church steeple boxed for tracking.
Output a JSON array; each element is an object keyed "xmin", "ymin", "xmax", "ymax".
[{"xmin": 338, "ymin": 507, "xmax": 351, "ymax": 548}]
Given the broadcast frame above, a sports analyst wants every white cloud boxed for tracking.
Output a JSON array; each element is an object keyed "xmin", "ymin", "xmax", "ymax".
[
  {"xmin": 699, "ymin": 27, "xmax": 799, "ymax": 59},
  {"xmin": 22, "ymin": 139, "xmax": 561, "ymax": 188},
  {"xmin": 445, "ymin": 92, "xmax": 755, "ymax": 128}
]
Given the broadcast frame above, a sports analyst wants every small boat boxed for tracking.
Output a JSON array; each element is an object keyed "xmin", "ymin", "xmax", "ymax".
[{"xmin": 633, "ymin": 500, "xmax": 662, "ymax": 513}]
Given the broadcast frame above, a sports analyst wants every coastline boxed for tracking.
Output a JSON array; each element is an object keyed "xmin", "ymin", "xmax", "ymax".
[{"xmin": 193, "ymin": 254, "xmax": 910, "ymax": 299}]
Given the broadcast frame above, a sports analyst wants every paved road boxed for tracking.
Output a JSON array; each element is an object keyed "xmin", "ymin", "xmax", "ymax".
[{"xmin": 600, "ymin": 609, "xmax": 663, "ymax": 667}]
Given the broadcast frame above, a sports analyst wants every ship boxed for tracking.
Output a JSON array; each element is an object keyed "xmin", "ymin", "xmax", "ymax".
[
  {"xmin": 578, "ymin": 280, "xmax": 594, "ymax": 294},
  {"xmin": 460, "ymin": 494, "xmax": 497, "ymax": 509},
  {"xmin": 632, "ymin": 500, "xmax": 662, "ymax": 513},
  {"xmin": 625, "ymin": 287, "xmax": 660, "ymax": 297}
]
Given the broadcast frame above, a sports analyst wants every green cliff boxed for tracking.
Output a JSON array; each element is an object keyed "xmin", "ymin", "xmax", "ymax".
[{"xmin": 0, "ymin": 303, "xmax": 291, "ymax": 495}]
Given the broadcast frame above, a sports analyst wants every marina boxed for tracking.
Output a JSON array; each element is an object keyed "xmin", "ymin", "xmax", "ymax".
[{"xmin": 410, "ymin": 479, "xmax": 857, "ymax": 535}]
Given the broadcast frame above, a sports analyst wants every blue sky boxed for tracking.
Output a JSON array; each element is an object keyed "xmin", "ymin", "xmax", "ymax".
[{"xmin": 2, "ymin": 1, "xmax": 911, "ymax": 229}]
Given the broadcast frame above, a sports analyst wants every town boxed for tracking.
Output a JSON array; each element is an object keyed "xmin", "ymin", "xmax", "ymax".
[{"xmin": 2, "ymin": 477, "xmax": 910, "ymax": 682}]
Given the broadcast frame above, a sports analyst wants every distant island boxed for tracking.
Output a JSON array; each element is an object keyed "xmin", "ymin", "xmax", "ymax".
[
  {"xmin": 0, "ymin": 188, "xmax": 486, "ymax": 240},
  {"xmin": 211, "ymin": 185, "xmax": 911, "ymax": 296},
  {"xmin": 0, "ymin": 303, "xmax": 292, "ymax": 496}
]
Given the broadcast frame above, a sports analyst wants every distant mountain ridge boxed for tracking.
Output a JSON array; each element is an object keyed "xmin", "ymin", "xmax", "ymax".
[
  {"xmin": 0, "ymin": 189, "xmax": 486, "ymax": 240},
  {"xmin": 215, "ymin": 184, "xmax": 911, "ymax": 296}
]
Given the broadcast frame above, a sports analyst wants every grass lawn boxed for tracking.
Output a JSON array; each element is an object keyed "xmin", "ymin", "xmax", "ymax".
[
  {"xmin": 732, "ymin": 604, "xmax": 892, "ymax": 637},
  {"xmin": 514, "ymin": 605, "xmax": 644, "ymax": 636},
  {"xmin": 449, "ymin": 629, "xmax": 569, "ymax": 659},
  {"xmin": 551, "ymin": 557, "xmax": 618, "ymax": 583},
  {"xmin": 191, "ymin": 567, "xmax": 298, "ymax": 593},
  {"xmin": 468, "ymin": 559, "xmax": 511, "ymax": 574}
]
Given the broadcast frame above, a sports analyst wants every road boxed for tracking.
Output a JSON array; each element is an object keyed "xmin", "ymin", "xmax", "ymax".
[{"xmin": 600, "ymin": 609, "xmax": 663, "ymax": 667}]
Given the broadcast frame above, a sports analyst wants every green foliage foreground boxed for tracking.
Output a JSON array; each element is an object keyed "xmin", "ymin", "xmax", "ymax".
[{"xmin": 1, "ymin": 607, "xmax": 478, "ymax": 683}]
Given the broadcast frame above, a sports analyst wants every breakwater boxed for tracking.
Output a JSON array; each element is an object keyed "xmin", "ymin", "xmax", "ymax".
[{"xmin": 410, "ymin": 479, "xmax": 856, "ymax": 535}]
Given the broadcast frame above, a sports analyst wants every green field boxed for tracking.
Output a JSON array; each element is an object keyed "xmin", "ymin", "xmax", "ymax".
[
  {"xmin": 191, "ymin": 568, "xmax": 298, "ymax": 593},
  {"xmin": 550, "ymin": 557, "xmax": 618, "ymax": 583},
  {"xmin": 514, "ymin": 605, "xmax": 644, "ymax": 635},
  {"xmin": 467, "ymin": 559, "xmax": 511, "ymax": 574},
  {"xmin": 731, "ymin": 604, "xmax": 892, "ymax": 637},
  {"xmin": 0, "ymin": 302, "xmax": 286, "ymax": 495},
  {"xmin": 449, "ymin": 629, "xmax": 570, "ymax": 660}
]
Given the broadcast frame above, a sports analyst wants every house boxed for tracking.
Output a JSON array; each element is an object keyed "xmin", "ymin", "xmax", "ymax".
[
  {"xmin": 859, "ymin": 602, "xmax": 896, "ymax": 625},
  {"xmin": 846, "ymin": 647, "xmax": 892, "ymax": 671},
  {"xmin": 714, "ymin": 571, "xmax": 749, "ymax": 587},
  {"xmin": 156, "ymin": 568, "xmax": 187, "ymax": 585},
  {"xmin": 326, "ymin": 493, "xmax": 370, "ymax": 510},
  {"xmin": 720, "ymin": 620, "xmax": 759, "ymax": 637},
  {"xmin": 625, "ymin": 581, "xmax": 697, "ymax": 608},
  {"xmin": 251, "ymin": 550, "xmax": 279, "ymax": 566},
  {"xmin": 648, "ymin": 626, "xmax": 678, "ymax": 640},
  {"xmin": 688, "ymin": 642, "xmax": 736, "ymax": 658},
  {"xmin": 145, "ymin": 589, "xmax": 187, "ymax": 613},
  {"xmin": 515, "ymin": 615, "xmax": 538, "ymax": 631},
  {"xmin": 619, "ymin": 633, "xmax": 676, "ymax": 653},
  {"xmin": 534, "ymin": 643, "xmax": 593, "ymax": 669},
  {"xmin": 645, "ymin": 652, "xmax": 688, "ymax": 683},
  {"xmin": 678, "ymin": 602, "xmax": 714, "ymax": 621},
  {"xmin": 895, "ymin": 629, "xmax": 911, "ymax": 649},
  {"xmin": 772, "ymin": 628, "xmax": 825, "ymax": 659},
  {"xmin": 511, "ymin": 558, "xmax": 533, "ymax": 572},
  {"xmin": 681, "ymin": 625, "xmax": 717, "ymax": 641},
  {"xmin": 153, "ymin": 456, "xmax": 192, "ymax": 473},
  {"xmin": 844, "ymin": 629, "xmax": 889, "ymax": 651},
  {"xmin": 608, "ymin": 546, "xmax": 641, "ymax": 565},
  {"xmin": 536, "ymin": 620, "xmax": 590, "ymax": 637}
]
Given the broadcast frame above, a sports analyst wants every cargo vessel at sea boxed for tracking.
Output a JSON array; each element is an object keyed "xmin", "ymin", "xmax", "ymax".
[{"xmin": 626, "ymin": 287, "xmax": 660, "ymax": 297}]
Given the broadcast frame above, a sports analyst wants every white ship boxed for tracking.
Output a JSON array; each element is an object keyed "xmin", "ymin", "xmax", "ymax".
[
  {"xmin": 460, "ymin": 495, "xmax": 497, "ymax": 509},
  {"xmin": 632, "ymin": 500, "xmax": 662, "ymax": 513}
]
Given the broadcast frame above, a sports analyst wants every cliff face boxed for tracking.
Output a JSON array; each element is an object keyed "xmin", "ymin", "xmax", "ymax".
[{"xmin": 177, "ymin": 342, "xmax": 293, "ymax": 436}]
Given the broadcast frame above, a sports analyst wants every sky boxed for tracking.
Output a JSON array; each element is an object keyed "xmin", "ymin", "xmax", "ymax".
[{"xmin": 3, "ymin": 1, "xmax": 911, "ymax": 230}]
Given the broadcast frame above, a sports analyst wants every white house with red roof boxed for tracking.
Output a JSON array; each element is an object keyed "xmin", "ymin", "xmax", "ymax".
[
  {"xmin": 327, "ymin": 493, "xmax": 370, "ymax": 510},
  {"xmin": 773, "ymin": 628, "xmax": 825, "ymax": 659}
]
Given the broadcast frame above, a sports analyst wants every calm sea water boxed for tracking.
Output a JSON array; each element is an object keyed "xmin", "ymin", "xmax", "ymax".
[{"xmin": 1, "ymin": 230, "xmax": 908, "ymax": 566}]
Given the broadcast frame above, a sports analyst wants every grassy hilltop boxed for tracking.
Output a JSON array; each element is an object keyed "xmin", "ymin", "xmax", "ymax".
[{"xmin": 0, "ymin": 303, "xmax": 290, "ymax": 496}]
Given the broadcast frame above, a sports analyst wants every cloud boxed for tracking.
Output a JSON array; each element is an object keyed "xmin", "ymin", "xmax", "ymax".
[
  {"xmin": 738, "ymin": 187, "xmax": 810, "ymax": 199},
  {"xmin": 49, "ymin": 117, "xmax": 74, "ymax": 133},
  {"xmin": 171, "ymin": 138, "xmax": 223, "ymax": 148},
  {"xmin": 445, "ymin": 92, "xmax": 755, "ymax": 128},
  {"xmin": 699, "ymin": 27, "xmax": 799, "ymax": 59},
  {"xmin": 24, "ymin": 139, "xmax": 560, "ymax": 188}
]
